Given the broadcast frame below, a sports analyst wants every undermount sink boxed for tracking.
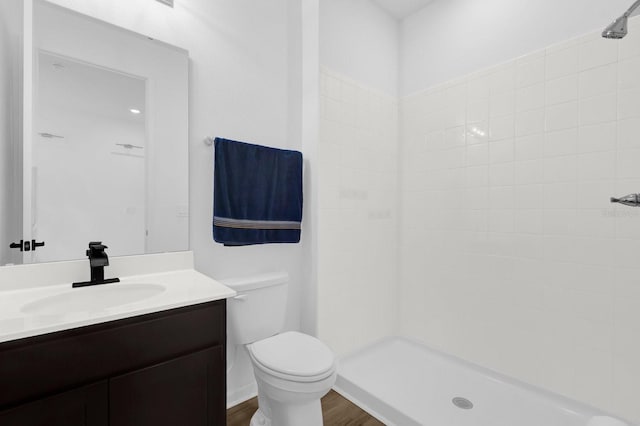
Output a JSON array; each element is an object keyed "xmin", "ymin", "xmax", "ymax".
[{"xmin": 21, "ymin": 283, "xmax": 166, "ymax": 315}]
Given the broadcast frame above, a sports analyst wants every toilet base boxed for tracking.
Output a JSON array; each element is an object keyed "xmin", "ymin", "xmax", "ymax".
[
  {"xmin": 250, "ymin": 399, "xmax": 323, "ymax": 426},
  {"xmin": 249, "ymin": 408, "xmax": 270, "ymax": 426}
]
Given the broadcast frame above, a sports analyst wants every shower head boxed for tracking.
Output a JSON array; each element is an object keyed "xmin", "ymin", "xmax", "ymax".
[
  {"xmin": 602, "ymin": 15, "xmax": 628, "ymax": 39},
  {"xmin": 603, "ymin": 0, "xmax": 640, "ymax": 39}
]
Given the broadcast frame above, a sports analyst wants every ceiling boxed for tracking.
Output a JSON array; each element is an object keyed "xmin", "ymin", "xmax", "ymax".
[{"xmin": 372, "ymin": 0, "xmax": 435, "ymax": 19}]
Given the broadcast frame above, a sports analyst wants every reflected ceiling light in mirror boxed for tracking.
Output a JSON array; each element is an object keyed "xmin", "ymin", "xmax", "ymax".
[
  {"xmin": 155, "ymin": 0, "xmax": 174, "ymax": 7},
  {"xmin": 130, "ymin": 108, "xmax": 142, "ymax": 114}
]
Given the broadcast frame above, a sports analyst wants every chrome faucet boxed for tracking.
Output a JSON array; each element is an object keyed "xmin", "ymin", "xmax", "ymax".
[{"xmin": 72, "ymin": 242, "xmax": 120, "ymax": 288}]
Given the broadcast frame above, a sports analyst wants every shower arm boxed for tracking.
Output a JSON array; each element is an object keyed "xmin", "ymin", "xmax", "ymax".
[{"xmin": 622, "ymin": 0, "xmax": 640, "ymax": 18}]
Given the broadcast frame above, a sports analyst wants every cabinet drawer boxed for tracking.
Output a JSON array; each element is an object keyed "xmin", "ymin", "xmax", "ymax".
[{"xmin": 0, "ymin": 300, "xmax": 225, "ymax": 409}]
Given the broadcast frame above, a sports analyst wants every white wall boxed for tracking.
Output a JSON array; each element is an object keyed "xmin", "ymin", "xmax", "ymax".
[
  {"xmin": 296, "ymin": 0, "xmax": 321, "ymax": 337},
  {"xmin": 400, "ymin": 19, "xmax": 640, "ymax": 422},
  {"xmin": 44, "ymin": 0, "xmax": 303, "ymax": 406},
  {"xmin": 401, "ymin": 0, "xmax": 636, "ymax": 96},
  {"xmin": 0, "ymin": 0, "xmax": 23, "ymax": 266},
  {"xmin": 321, "ymin": 0, "xmax": 399, "ymax": 97}
]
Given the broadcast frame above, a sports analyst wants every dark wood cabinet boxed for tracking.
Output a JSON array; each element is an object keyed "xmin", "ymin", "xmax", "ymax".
[
  {"xmin": 0, "ymin": 300, "xmax": 226, "ymax": 426},
  {"xmin": 110, "ymin": 346, "xmax": 225, "ymax": 426},
  {"xmin": 0, "ymin": 381, "xmax": 108, "ymax": 426}
]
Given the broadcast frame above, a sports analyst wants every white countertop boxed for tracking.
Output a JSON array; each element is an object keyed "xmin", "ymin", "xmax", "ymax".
[{"xmin": 0, "ymin": 269, "xmax": 236, "ymax": 344}]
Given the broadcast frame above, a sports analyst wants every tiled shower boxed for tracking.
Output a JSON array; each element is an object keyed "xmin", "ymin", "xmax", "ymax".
[
  {"xmin": 400, "ymin": 26, "xmax": 640, "ymax": 419},
  {"xmin": 318, "ymin": 7, "xmax": 640, "ymax": 422}
]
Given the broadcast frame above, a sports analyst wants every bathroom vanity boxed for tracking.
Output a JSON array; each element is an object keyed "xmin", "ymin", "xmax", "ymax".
[
  {"xmin": 0, "ymin": 257, "xmax": 236, "ymax": 426},
  {"xmin": 0, "ymin": 301, "xmax": 225, "ymax": 426}
]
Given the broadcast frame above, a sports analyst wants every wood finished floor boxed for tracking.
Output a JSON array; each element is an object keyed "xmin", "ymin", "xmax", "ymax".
[{"xmin": 226, "ymin": 390, "xmax": 385, "ymax": 426}]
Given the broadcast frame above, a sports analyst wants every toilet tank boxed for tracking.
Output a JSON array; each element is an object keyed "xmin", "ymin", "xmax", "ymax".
[{"xmin": 223, "ymin": 272, "xmax": 289, "ymax": 344}]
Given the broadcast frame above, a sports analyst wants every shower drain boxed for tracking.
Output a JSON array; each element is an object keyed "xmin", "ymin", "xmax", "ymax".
[{"xmin": 452, "ymin": 397, "xmax": 474, "ymax": 410}]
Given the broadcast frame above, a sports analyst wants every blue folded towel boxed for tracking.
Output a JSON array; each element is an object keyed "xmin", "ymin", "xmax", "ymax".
[{"xmin": 213, "ymin": 137, "xmax": 303, "ymax": 246}]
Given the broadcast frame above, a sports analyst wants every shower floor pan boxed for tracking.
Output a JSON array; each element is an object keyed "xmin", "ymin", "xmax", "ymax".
[{"xmin": 334, "ymin": 337, "xmax": 632, "ymax": 426}]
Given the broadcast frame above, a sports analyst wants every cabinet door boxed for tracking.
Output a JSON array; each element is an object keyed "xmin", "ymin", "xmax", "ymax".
[
  {"xmin": 109, "ymin": 346, "xmax": 225, "ymax": 426},
  {"xmin": 0, "ymin": 381, "xmax": 107, "ymax": 426}
]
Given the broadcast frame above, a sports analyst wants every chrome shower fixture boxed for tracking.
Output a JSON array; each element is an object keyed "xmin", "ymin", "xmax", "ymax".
[
  {"xmin": 602, "ymin": 0, "xmax": 640, "ymax": 39},
  {"xmin": 610, "ymin": 193, "xmax": 640, "ymax": 207}
]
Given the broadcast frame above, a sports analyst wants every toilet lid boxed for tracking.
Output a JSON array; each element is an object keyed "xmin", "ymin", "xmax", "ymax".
[{"xmin": 250, "ymin": 331, "xmax": 335, "ymax": 378}]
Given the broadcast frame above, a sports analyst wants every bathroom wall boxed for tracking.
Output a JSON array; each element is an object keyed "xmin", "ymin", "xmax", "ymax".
[
  {"xmin": 320, "ymin": 0, "xmax": 399, "ymax": 96},
  {"xmin": 401, "ymin": 0, "xmax": 635, "ymax": 96},
  {"xmin": 317, "ymin": 0, "xmax": 400, "ymax": 357},
  {"xmin": 43, "ymin": 0, "xmax": 304, "ymax": 406},
  {"xmin": 399, "ymin": 16, "xmax": 640, "ymax": 422},
  {"xmin": 0, "ymin": 0, "xmax": 23, "ymax": 266}
]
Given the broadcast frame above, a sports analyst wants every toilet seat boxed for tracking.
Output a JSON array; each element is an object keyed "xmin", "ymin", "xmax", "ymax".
[{"xmin": 248, "ymin": 331, "xmax": 335, "ymax": 383}]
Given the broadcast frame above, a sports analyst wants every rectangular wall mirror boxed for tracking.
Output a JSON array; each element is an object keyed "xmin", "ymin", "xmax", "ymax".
[{"xmin": 0, "ymin": 0, "xmax": 189, "ymax": 266}]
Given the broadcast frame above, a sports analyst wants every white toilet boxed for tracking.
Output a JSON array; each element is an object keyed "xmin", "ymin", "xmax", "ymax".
[{"xmin": 225, "ymin": 272, "xmax": 336, "ymax": 426}]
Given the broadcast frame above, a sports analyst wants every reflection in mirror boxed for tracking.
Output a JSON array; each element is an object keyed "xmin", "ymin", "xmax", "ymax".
[
  {"xmin": 0, "ymin": 0, "xmax": 189, "ymax": 266},
  {"xmin": 35, "ymin": 53, "xmax": 147, "ymax": 262}
]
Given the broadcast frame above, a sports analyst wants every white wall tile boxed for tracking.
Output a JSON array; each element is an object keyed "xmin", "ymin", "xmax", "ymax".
[
  {"xmin": 488, "ymin": 209, "xmax": 515, "ymax": 232},
  {"xmin": 618, "ymin": 87, "xmax": 640, "ymax": 119},
  {"xmin": 467, "ymin": 99, "xmax": 489, "ymax": 122},
  {"xmin": 618, "ymin": 56, "xmax": 640, "ymax": 90},
  {"xmin": 516, "ymin": 83, "xmax": 545, "ymax": 112},
  {"xmin": 489, "ymin": 162, "xmax": 514, "ymax": 185},
  {"xmin": 579, "ymin": 37, "xmax": 618, "ymax": 71},
  {"xmin": 578, "ymin": 122, "xmax": 617, "ymax": 153},
  {"xmin": 517, "ymin": 56, "xmax": 545, "ymax": 88},
  {"xmin": 543, "ymin": 156, "xmax": 576, "ymax": 183},
  {"xmin": 515, "ymin": 184, "xmax": 543, "ymax": 209},
  {"xmin": 544, "ymin": 128, "xmax": 578, "ymax": 157},
  {"xmin": 489, "ymin": 65, "xmax": 516, "ymax": 95},
  {"xmin": 516, "ymin": 108, "xmax": 545, "ymax": 137},
  {"xmin": 466, "ymin": 165, "xmax": 489, "ymax": 187},
  {"xmin": 617, "ymin": 148, "xmax": 640, "ymax": 178},
  {"xmin": 490, "ymin": 91, "xmax": 515, "ymax": 117},
  {"xmin": 445, "ymin": 125, "xmax": 466, "ymax": 147},
  {"xmin": 546, "ymin": 46, "xmax": 579, "ymax": 80},
  {"xmin": 489, "ymin": 139, "xmax": 515, "ymax": 164},
  {"xmin": 576, "ymin": 151, "xmax": 616, "ymax": 181},
  {"xmin": 580, "ymin": 93, "xmax": 617, "ymax": 126},
  {"xmin": 399, "ymin": 23, "xmax": 640, "ymax": 422},
  {"xmin": 514, "ymin": 159, "xmax": 543, "ymax": 185},
  {"xmin": 490, "ymin": 186, "xmax": 515, "ymax": 209},
  {"xmin": 515, "ymin": 134, "xmax": 544, "ymax": 160},
  {"xmin": 466, "ymin": 122, "xmax": 489, "ymax": 145},
  {"xmin": 546, "ymin": 101, "xmax": 578, "ymax": 131},
  {"xmin": 467, "ymin": 143, "xmax": 489, "ymax": 166},
  {"xmin": 579, "ymin": 64, "xmax": 618, "ymax": 99},
  {"xmin": 514, "ymin": 209, "xmax": 543, "ymax": 234},
  {"xmin": 546, "ymin": 74, "xmax": 578, "ymax": 106},
  {"xmin": 576, "ymin": 180, "xmax": 615, "ymax": 209},
  {"xmin": 489, "ymin": 115, "xmax": 515, "ymax": 141},
  {"xmin": 543, "ymin": 209, "xmax": 576, "ymax": 235}
]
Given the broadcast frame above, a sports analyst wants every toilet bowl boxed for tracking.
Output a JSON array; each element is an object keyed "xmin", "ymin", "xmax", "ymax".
[{"xmin": 224, "ymin": 273, "xmax": 336, "ymax": 426}]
